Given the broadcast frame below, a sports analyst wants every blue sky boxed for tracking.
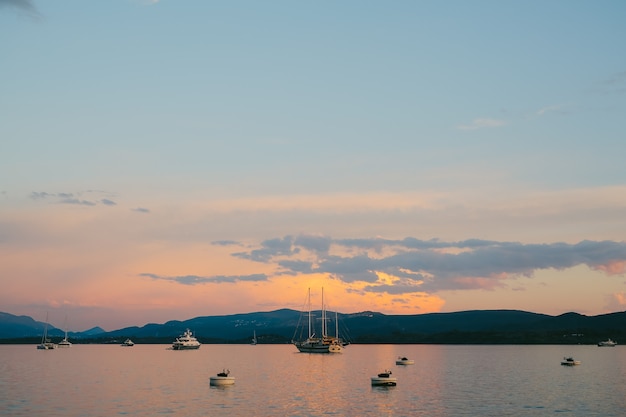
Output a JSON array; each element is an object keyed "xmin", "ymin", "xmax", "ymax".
[{"xmin": 2, "ymin": 0, "xmax": 626, "ymax": 330}]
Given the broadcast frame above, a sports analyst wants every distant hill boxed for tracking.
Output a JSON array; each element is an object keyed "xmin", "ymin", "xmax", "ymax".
[
  {"xmin": 0, "ymin": 312, "xmax": 62, "ymax": 339},
  {"xmin": 81, "ymin": 326, "xmax": 106, "ymax": 336},
  {"xmin": 2, "ymin": 309, "xmax": 626, "ymax": 344}
]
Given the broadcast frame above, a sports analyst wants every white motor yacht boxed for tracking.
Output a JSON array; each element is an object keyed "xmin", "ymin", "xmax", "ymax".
[{"xmin": 172, "ymin": 329, "xmax": 201, "ymax": 350}]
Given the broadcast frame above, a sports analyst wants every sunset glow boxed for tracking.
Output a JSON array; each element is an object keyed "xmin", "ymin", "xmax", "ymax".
[{"xmin": 2, "ymin": 1, "xmax": 626, "ymax": 331}]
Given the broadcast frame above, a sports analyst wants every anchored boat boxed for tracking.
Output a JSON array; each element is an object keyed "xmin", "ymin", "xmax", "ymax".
[
  {"xmin": 371, "ymin": 370, "xmax": 397, "ymax": 386},
  {"xmin": 210, "ymin": 369, "xmax": 235, "ymax": 386},
  {"xmin": 395, "ymin": 356, "xmax": 414, "ymax": 365},
  {"xmin": 292, "ymin": 288, "xmax": 346, "ymax": 353},
  {"xmin": 171, "ymin": 329, "xmax": 201, "ymax": 350},
  {"xmin": 561, "ymin": 357, "xmax": 581, "ymax": 366}
]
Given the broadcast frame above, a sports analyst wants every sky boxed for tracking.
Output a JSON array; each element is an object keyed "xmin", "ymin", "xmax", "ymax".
[{"xmin": 2, "ymin": 0, "xmax": 626, "ymax": 332}]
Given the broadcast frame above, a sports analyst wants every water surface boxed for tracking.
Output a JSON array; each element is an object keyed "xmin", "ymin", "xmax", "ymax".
[{"xmin": 1, "ymin": 344, "xmax": 624, "ymax": 416}]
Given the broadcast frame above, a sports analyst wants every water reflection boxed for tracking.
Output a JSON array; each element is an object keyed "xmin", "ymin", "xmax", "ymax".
[{"xmin": 1, "ymin": 344, "xmax": 625, "ymax": 416}]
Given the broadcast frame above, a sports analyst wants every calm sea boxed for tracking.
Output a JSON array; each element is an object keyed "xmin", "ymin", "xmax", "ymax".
[{"xmin": 1, "ymin": 343, "xmax": 625, "ymax": 416}]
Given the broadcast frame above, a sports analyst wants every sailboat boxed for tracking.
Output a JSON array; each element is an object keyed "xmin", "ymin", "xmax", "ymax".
[
  {"xmin": 251, "ymin": 330, "xmax": 257, "ymax": 345},
  {"xmin": 57, "ymin": 316, "xmax": 72, "ymax": 348},
  {"xmin": 57, "ymin": 332, "xmax": 72, "ymax": 347},
  {"xmin": 292, "ymin": 288, "xmax": 345, "ymax": 353},
  {"xmin": 36, "ymin": 313, "xmax": 57, "ymax": 350}
]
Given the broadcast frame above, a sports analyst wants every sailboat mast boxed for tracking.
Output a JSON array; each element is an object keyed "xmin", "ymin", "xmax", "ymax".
[
  {"xmin": 44, "ymin": 312, "xmax": 49, "ymax": 342},
  {"xmin": 307, "ymin": 288, "xmax": 312, "ymax": 338},
  {"xmin": 322, "ymin": 287, "xmax": 326, "ymax": 337},
  {"xmin": 41, "ymin": 312, "xmax": 48, "ymax": 344}
]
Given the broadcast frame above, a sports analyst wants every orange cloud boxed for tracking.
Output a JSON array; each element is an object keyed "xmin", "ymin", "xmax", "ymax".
[{"xmin": 612, "ymin": 292, "xmax": 626, "ymax": 306}]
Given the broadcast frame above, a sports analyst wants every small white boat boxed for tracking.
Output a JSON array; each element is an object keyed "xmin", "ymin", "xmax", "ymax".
[
  {"xmin": 210, "ymin": 369, "xmax": 235, "ymax": 386},
  {"xmin": 371, "ymin": 370, "xmax": 397, "ymax": 386},
  {"xmin": 395, "ymin": 356, "xmax": 414, "ymax": 365},
  {"xmin": 57, "ymin": 337, "xmax": 72, "ymax": 348},
  {"xmin": 561, "ymin": 357, "xmax": 581, "ymax": 366},
  {"xmin": 172, "ymin": 329, "xmax": 201, "ymax": 350},
  {"xmin": 598, "ymin": 338, "xmax": 617, "ymax": 347},
  {"xmin": 58, "ymin": 318, "xmax": 72, "ymax": 347},
  {"xmin": 37, "ymin": 340, "xmax": 57, "ymax": 350},
  {"xmin": 121, "ymin": 339, "xmax": 135, "ymax": 347}
]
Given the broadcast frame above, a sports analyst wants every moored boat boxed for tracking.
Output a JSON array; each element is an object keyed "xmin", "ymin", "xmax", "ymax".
[
  {"xmin": 371, "ymin": 370, "xmax": 397, "ymax": 386},
  {"xmin": 292, "ymin": 288, "xmax": 346, "ymax": 353},
  {"xmin": 36, "ymin": 313, "xmax": 57, "ymax": 350},
  {"xmin": 57, "ymin": 317, "xmax": 72, "ymax": 347},
  {"xmin": 395, "ymin": 356, "xmax": 414, "ymax": 365},
  {"xmin": 598, "ymin": 338, "xmax": 617, "ymax": 347},
  {"xmin": 37, "ymin": 339, "xmax": 57, "ymax": 350},
  {"xmin": 57, "ymin": 337, "xmax": 72, "ymax": 348},
  {"xmin": 209, "ymin": 369, "xmax": 235, "ymax": 386},
  {"xmin": 121, "ymin": 338, "xmax": 135, "ymax": 347},
  {"xmin": 172, "ymin": 329, "xmax": 201, "ymax": 350},
  {"xmin": 561, "ymin": 357, "xmax": 581, "ymax": 366}
]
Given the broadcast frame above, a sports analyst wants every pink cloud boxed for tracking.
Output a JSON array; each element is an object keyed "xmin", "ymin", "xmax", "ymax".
[
  {"xmin": 592, "ymin": 261, "xmax": 626, "ymax": 275},
  {"xmin": 452, "ymin": 276, "xmax": 507, "ymax": 291}
]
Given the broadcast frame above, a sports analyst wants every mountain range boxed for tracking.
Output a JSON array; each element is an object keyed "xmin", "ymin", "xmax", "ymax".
[{"xmin": 2, "ymin": 309, "xmax": 625, "ymax": 344}]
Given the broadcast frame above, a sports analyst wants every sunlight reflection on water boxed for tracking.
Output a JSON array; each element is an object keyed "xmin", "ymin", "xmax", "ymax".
[{"xmin": 1, "ymin": 344, "xmax": 625, "ymax": 416}]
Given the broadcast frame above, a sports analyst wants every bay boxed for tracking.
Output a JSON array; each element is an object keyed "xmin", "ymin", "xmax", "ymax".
[{"xmin": 1, "ymin": 344, "xmax": 625, "ymax": 416}]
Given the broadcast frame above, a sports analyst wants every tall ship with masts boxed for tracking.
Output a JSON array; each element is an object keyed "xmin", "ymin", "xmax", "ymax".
[{"xmin": 292, "ymin": 288, "xmax": 346, "ymax": 353}]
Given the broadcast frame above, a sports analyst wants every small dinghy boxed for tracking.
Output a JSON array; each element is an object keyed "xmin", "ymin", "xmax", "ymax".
[
  {"xmin": 560, "ymin": 357, "xmax": 581, "ymax": 366},
  {"xmin": 371, "ymin": 370, "xmax": 397, "ymax": 386},
  {"xmin": 210, "ymin": 369, "xmax": 235, "ymax": 386},
  {"xmin": 395, "ymin": 356, "xmax": 414, "ymax": 365}
]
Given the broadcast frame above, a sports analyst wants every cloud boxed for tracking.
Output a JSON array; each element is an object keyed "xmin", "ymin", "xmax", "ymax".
[
  {"xmin": 590, "ymin": 260, "xmax": 625, "ymax": 275},
  {"xmin": 596, "ymin": 71, "xmax": 626, "ymax": 95},
  {"xmin": 604, "ymin": 291, "xmax": 626, "ymax": 313},
  {"xmin": 363, "ymin": 282, "xmax": 430, "ymax": 295},
  {"xmin": 294, "ymin": 234, "xmax": 332, "ymax": 254},
  {"xmin": 59, "ymin": 197, "xmax": 97, "ymax": 206},
  {"xmin": 30, "ymin": 190, "xmax": 118, "ymax": 207},
  {"xmin": 139, "ymin": 272, "xmax": 268, "ymax": 285},
  {"xmin": 277, "ymin": 259, "xmax": 314, "ymax": 274},
  {"xmin": 457, "ymin": 118, "xmax": 506, "ymax": 131},
  {"xmin": 232, "ymin": 236, "xmax": 298, "ymax": 262},
  {"xmin": 30, "ymin": 191, "xmax": 51, "ymax": 200},
  {"xmin": 536, "ymin": 104, "xmax": 569, "ymax": 116},
  {"xmin": 0, "ymin": 0, "xmax": 40, "ymax": 17},
  {"xmin": 592, "ymin": 71, "xmax": 626, "ymax": 95},
  {"xmin": 212, "ymin": 240, "xmax": 241, "ymax": 247},
  {"xmin": 132, "ymin": 207, "xmax": 150, "ymax": 213},
  {"xmin": 227, "ymin": 235, "xmax": 626, "ymax": 295},
  {"xmin": 603, "ymin": 71, "xmax": 626, "ymax": 86}
]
